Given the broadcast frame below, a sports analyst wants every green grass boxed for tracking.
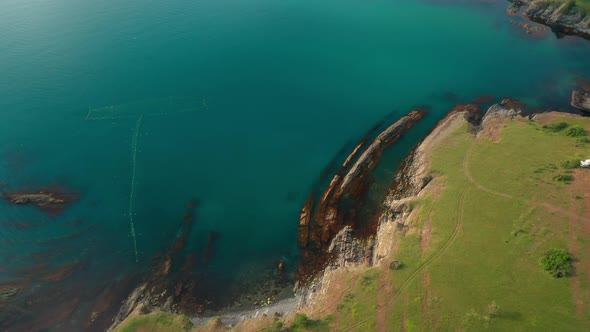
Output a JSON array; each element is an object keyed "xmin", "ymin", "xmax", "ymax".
[
  {"xmin": 256, "ymin": 115, "xmax": 590, "ymax": 332},
  {"xmin": 286, "ymin": 314, "xmax": 332, "ymax": 332},
  {"xmin": 114, "ymin": 311, "xmax": 194, "ymax": 332},
  {"xmin": 552, "ymin": 0, "xmax": 590, "ymax": 15},
  {"xmin": 377, "ymin": 115, "xmax": 590, "ymax": 331},
  {"xmin": 334, "ymin": 268, "xmax": 378, "ymax": 331}
]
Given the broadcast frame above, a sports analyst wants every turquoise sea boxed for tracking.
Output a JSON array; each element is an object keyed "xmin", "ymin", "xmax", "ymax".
[{"xmin": 1, "ymin": 0, "xmax": 589, "ymax": 330}]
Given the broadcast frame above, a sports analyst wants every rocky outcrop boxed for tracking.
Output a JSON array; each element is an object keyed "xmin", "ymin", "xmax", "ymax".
[
  {"xmin": 3, "ymin": 189, "xmax": 77, "ymax": 215},
  {"xmin": 326, "ymin": 226, "xmax": 375, "ymax": 269},
  {"xmin": 483, "ymin": 98, "xmax": 527, "ymax": 120},
  {"xmin": 508, "ymin": 1, "xmax": 590, "ymax": 39},
  {"xmin": 108, "ymin": 200, "xmax": 202, "ymax": 331},
  {"xmin": 571, "ymin": 90, "xmax": 590, "ymax": 113}
]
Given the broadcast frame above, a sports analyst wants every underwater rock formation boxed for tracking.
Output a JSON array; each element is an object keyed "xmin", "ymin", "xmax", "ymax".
[
  {"xmin": 108, "ymin": 199, "xmax": 207, "ymax": 331},
  {"xmin": 3, "ymin": 188, "xmax": 77, "ymax": 215},
  {"xmin": 38, "ymin": 261, "xmax": 80, "ymax": 283},
  {"xmin": 471, "ymin": 95, "xmax": 495, "ymax": 104}
]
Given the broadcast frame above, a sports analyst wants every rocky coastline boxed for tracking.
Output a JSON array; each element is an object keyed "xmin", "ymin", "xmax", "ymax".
[
  {"xmin": 106, "ymin": 91, "xmax": 585, "ymax": 330},
  {"xmin": 507, "ymin": 0, "xmax": 590, "ymax": 39},
  {"xmin": 294, "ymin": 105, "xmax": 482, "ymax": 310},
  {"xmin": 294, "ymin": 109, "xmax": 425, "ymax": 290}
]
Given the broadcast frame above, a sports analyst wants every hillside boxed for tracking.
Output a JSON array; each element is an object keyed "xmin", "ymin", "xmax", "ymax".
[{"xmin": 251, "ymin": 107, "xmax": 590, "ymax": 331}]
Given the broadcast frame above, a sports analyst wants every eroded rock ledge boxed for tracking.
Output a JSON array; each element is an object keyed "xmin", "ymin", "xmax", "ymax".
[{"xmin": 508, "ymin": 0, "xmax": 590, "ymax": 39}]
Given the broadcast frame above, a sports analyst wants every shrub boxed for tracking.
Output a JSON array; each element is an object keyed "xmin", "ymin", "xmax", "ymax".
[
  {"xmin": 289, "ymin": 314, "xmax": 331, "ymax": 332},
  {"xmin": 578, "ymin": 137, "xmax": 590, "ymax": 144},
  {"xmin": 560, "ymin": 0, "xmax": 577, "ymax": 15},
  {"xmin": 540, "ymin": 248, "xmax": 573, "ymax": 278},
  {"xmin": 542, "ymin": 121, "xmax": 569, "ymax": 132},
  {"xmin": 554, "ymin": 174, "xmax": 573, "ymax": 183},
  {"xmin": 269, "ymin": 319, "xmax": 283, "ymax": 332},
  {"xmin": 561, "ymin": 159, "xmax": 580, "ymax": 169},
  {"xmin": 389, "ymin": 260, "xmax": 403, "ymax": 270},
  {"xmin": 565, "ymin": 125, "xmax": 587, "ymax": 137}
]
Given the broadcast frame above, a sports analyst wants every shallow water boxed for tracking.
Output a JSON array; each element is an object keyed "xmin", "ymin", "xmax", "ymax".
[{"xmin": 1, "ymin": 0, "xmax": 589, "ymax": 329}]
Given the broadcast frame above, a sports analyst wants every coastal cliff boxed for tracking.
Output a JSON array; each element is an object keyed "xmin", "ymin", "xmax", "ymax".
[
  {"xmin": 508, "ymin": 0, "xmax": 590, "ymax": 39},
  {"xmin": 295, "ymin": 105, "xmax": 481, "ymax": 310}
]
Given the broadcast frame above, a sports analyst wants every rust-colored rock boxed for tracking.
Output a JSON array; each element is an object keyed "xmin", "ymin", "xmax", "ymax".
[
  {"xmin": 295, "ymin": 109, "xmax": 425, "ymax": 285},
  {"xmin": 38, "ymin": 261, "xmax": 79, "ymax": 282},
  {"xmin": 202, "ymin": 231, "xmax": 218, "ymax": 262},
  {"xmin": 471, "ymin": 95, "xmax": 494, "ymax": 104},
  {"xmin": 3, "ymin": 187, "xmax": 77, "ymax": 215},
  {"xmin": 0, "ymin": 282, "xmax": 23, "ymax": 299},
  {"xmin": 15, "ymin": 262, "xmax": 50, "ymax": 276}
]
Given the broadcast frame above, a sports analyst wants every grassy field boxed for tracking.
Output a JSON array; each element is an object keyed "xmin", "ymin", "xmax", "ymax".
[
  {"xmin": 279, "ymin": 113, "xmax": 590, "ymax": 332},
  {"xmin": 113, "ymin": 311, "xmax": 195, "ymax": 332}
]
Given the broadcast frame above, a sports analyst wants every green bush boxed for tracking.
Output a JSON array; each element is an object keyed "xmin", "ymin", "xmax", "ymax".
[
  {"xmin": 288, "ymin": 314, "xmax": 332, "ymax": 332},
  {"xmin": 565, "ymin": 125, "xmax": 587, "ymax": 137},
  {"xmin": 560, "ymin": 0, "xmax": 578, "ymax": 15},
  {"xmin": 561, "ymin": 159, "xmax": 580, "ymax": 169},
  {"xmin": 540, "ymin": 248, "xmax": 573, "ymax": 278},
  {"xmin": 542, "ymin": 121, "xmax": 569, "ymax": 132},
  {"xmin": 554, "ymin": 174, "xmax": 573, "ymax": 183}
]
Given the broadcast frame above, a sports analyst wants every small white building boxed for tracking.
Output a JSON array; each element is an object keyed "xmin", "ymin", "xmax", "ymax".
[{"xmin": 581, "ymin": 160, "xmax": 590, "ymax": 168}]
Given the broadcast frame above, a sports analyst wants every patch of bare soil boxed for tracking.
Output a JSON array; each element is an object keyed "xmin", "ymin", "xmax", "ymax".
[
  {"xmin": 400, "ymin": 292, "xmax": 408, "ymax": 332},
  {"xmin": 420, "ymin": 215, "xmax": 432, "ymax": 253},
  {"xmin": 478, "ymin": 115, "xmax": 505, "ymax": 142},
  {"xmin": 375, "ymin": 271, "xmax": 394, "ymax": 332},
  {"xmin": 568, "ymin": 185, "xmax": 584, "ymax": 317},
  {"xmin": 302, "ymin": 268, "xmax": 361, "ymax": 319}
]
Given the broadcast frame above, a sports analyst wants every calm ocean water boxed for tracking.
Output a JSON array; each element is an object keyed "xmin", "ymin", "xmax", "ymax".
[{"xmin": 1, "ymin": 0, "xmax": 589, "ymax": 329}]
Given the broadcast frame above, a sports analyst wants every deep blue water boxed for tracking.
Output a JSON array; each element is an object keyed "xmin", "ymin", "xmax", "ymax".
[{"xmin": 1, "ymin": 0, "xmax": 589, "ymax": 329}]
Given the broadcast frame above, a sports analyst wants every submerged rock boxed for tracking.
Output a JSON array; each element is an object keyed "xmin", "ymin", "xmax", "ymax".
[
  {"xmin": 3, "ymin": 189, "xmax": 77, "ymax": 215},
  {"xmin": 0, "ymin": 286, "xmax": 19, "ymax": 299}
]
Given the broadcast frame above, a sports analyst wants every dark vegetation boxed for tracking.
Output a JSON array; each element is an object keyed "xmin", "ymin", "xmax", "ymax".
[
  {"xmin": 554, "ymin": 173, "xmax": 573, "ymax": 183},
  {"xmin": 266, "ymin": 314, "xmax": 332, "ymax": 332},
  {"xmin": 540, "ymin": 248, "xmax": 573, "ymax": 278}
]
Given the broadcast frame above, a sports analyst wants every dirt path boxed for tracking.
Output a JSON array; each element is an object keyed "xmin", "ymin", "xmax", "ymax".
[
  {"xmin": 421, "ymin": 270, "xmax": 431, "ymax": 327},
  {"xmin": 568, "ymin": 169, "xmax": 590, "ymax": 317},
  {"xmin": 568, "ymin": 188, "xmax": 584, "ymax": 317},
  {"xmin": 375, "ymin": 270, "xmax": 394, "ymax": 332}
]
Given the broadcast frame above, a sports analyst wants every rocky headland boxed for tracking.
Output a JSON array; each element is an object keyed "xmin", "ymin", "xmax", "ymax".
[
  {"xmin": 294, "ymin": 104, "xmax": 482, "ymax": 311},
  {"xmin": 507, "ymin": 0, "xmax": 590, "ymax": 39}
]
